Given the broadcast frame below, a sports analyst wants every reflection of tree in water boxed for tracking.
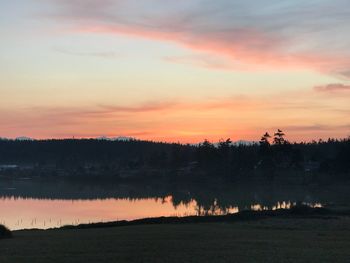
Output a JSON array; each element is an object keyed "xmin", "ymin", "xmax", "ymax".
[
  {"xmin": 166, "ymin": 181, "xmax": 348, "ymax": 215},
  {"xmin": 167, "ymin": 193, "xmax": 228, "ymax": 216},
  {"xmin": 194, "ymin": 199, "xmax": 235, "ymax": 216},
  {"xmin": 0, "ymin": 178, "xmax": 349, "ymax": 214}
]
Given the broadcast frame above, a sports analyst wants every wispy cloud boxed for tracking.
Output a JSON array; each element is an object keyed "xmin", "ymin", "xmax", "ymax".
[
  {"xmin": 163, "ymin": 54, "xmax": 236, "ymax": 71},
  {"xmin": 45, "ymin": 0, "xmax": 350, "ymax": 77},
  {"xmin": 99, "ymin": 101, "xmax": 178, "ymax": 113},
  {"xmin": 54, "ymin": 47, "xmax": 119, "ymax": 59},
  {"xmin": 1, "ymin": 88, "xmax": 349, "ymax": 142},
  {"xmin": 279, "ymin": 124, "xmax": 350, "ymax": 132},
  {"xmin": 314, "ymin": 83, "xmax": 350, "ymax": 93}
]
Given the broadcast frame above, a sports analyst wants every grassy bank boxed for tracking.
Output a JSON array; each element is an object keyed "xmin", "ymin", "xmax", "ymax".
[
  {"xmin": 60, "ymin": 206, "xmax": 350, "ymax": 230},
  {"xmin": 1, "ymin": 212, "xmax": 350, "ymax": 263}
]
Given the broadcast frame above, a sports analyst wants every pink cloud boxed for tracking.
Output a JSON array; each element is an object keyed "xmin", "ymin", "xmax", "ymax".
[
  {"xmin": 44, "ymin": 0, "xmax": 350, "ymax": 77},
  {"xmin": 77, "ymin": 24, "xmax": 290, "ymax": 69},
  {"xmin": 314, "ymin": 83, "xmax": 350, "ymax": 93}
]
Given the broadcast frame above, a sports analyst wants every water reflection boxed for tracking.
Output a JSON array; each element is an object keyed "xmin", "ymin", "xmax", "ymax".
[
  {"xmin": 0, "ymin": 178, "xmax": 348, "ymax": 230},
  {"xmin": 250, "ymin": 201, "xmax": 322, "ymax": 212},
  {"xmin": 0, "ymin": 196, "xmax": 199, "ymax": 230},
  {"xmin": 0, "ymin": 196, "xmax": 323, "ymax": 230}
]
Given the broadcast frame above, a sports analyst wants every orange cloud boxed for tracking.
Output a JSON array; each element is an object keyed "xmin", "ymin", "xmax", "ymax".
[
  {"xmin": 1, "ymin": 92, "xmax": 349, "ymax": 143},
  {"xmin": 99, "ymin": 101, "xmax": 178, "ymax": 113}
]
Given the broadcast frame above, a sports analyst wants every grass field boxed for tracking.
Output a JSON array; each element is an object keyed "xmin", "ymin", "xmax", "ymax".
[{"xmin": 1, "ymin": 216, "xmax": 350, "ymax": 263}]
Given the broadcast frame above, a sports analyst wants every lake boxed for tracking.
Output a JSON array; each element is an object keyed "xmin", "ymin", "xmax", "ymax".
[{"xmin": 1, "ymin": 178, "xmax": 348, "ymax": 230}]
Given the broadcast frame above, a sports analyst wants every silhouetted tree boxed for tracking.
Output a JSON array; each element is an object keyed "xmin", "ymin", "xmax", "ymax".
[
  {"xmin": 273, "ymin": 129, "xmax": 292, "ymax": 169},
  {"xmin": 273, "ymin": 129, "xmax": 286, "ymax": 145},
  {"xmin": 218, "ymin": 138, "xmax": 232, "ymax": 175},
  {"xmin": 197, "ymin": 139, "xmax": 217, "ymax": 168},
  {"xmin": 258, "ymin": 132, "xmax": 274, "ymax": 180},
  {"xmin": 259, "ymin": 132, "xmax": 271, "ymax": 156},
  {"xmin": 218, "ymin": 138, "xmax": 232, "ymax": 161},
  {"xmin": 260, "ymin": 132, "xmax": 271, "ymax": 146}
]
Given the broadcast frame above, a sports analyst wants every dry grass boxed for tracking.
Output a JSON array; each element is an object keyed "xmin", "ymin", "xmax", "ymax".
[{"xmin": 1, "ymin": 217, "xmax": 350, "ymax": 263}]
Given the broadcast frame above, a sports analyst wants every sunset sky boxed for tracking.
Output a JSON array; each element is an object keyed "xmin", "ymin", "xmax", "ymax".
[{"xmin": 1, "ymin": 0, "xmax": 349, "ymax": 142}]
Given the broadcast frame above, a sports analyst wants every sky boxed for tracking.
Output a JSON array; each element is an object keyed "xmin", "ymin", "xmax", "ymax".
[{"xmin": 1, "ymin": 0, "xmax": 349, "ymax": 143}]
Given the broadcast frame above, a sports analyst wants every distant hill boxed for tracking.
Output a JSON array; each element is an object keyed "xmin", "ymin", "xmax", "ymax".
[
  {"xmin": 15, "ymin": 136, "xmax": 35, "ymax": 141},
  {"xmin": 231, "ymin": 140, "xmax": 257, "ymax": 146},
  {"xmin": 96, "ymin": 136, "xmax": 135, "ymax": 141}
]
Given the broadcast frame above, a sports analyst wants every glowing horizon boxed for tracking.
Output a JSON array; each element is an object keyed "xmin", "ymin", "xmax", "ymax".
[{"xmin": 1, "ymin": 1, "xmax": 349, "ymax": 143}]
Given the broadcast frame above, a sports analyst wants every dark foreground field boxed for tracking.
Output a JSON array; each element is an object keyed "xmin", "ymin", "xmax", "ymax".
[{"xmin": 1, "ymin": 216, "xmax": 350, "ymax": 263}]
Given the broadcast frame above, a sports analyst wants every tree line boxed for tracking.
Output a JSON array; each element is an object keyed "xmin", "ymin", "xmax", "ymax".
[{"xmin": 0, "ymin": 131, "xmax": 349, "ymax": 182}]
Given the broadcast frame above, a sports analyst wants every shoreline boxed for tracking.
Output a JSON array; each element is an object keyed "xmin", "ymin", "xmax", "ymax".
[
  {"xmin": 13, "ymin": 205, "xmax": 350, "ymax": 232},
  {"xmin": 3, "ymin": 206, "xmax": 350, "ymax": 263}
]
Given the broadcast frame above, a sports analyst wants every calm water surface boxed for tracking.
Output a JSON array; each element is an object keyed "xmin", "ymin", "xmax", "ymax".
[
  {"xmin": 0, "ymin": 196, "xmax": 322, "ymax": 230},
  {"xmin": 0, "ymin": 178, "xmax": 347, "ymax": 230},
  {"xmin": 0, "ymin": 196, "xmax": 199, "ymax": 230}
]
